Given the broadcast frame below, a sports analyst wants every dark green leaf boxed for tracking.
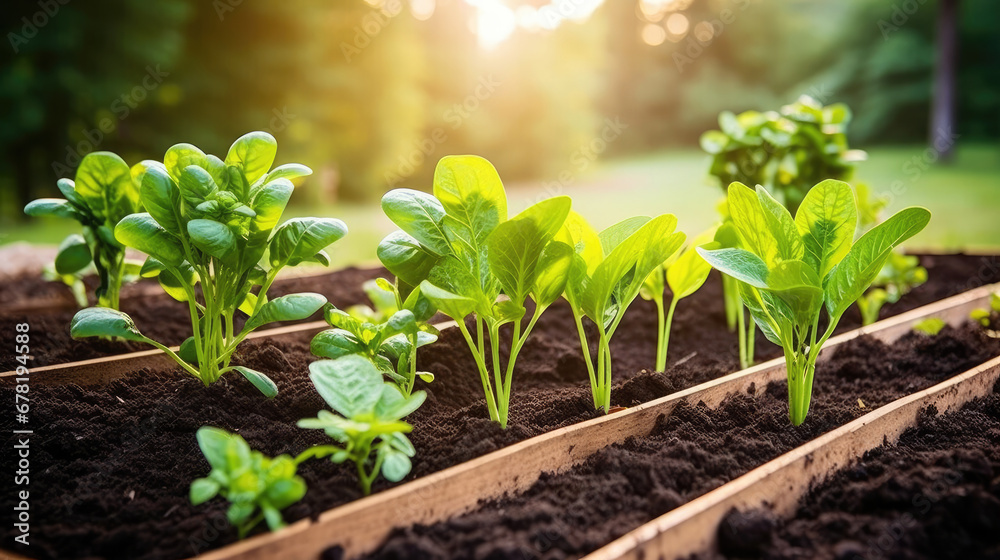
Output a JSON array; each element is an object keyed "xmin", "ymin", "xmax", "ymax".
[
  {"xmin": 115, "ymin": 213, "xmax": 186, "ymax": 267},
  {"xmin": 55, "ymin": 234, "xmax": 92, "ymax": 275},
  {"xmin": 70, "ymin": 307, "xmax": 146, "ymax": 342},
  {"xmin": 232, "ymin": 366, "xmax": 278, "ymax": 398}
]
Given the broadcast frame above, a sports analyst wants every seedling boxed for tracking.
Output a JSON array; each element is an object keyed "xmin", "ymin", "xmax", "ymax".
[
  {"xmin": 912, "ymin": 318, "xmax": 946, "ymax": 336},
  {"xmin": 298, "ymin": 356, "xmax": 426, "ymax": 495},
  {"xmin": 714, "ymin": 221, "xmax": 757, "ymax": 370},
  {"xmin": 311, "ymin": 279, "xmax": 438, "ymax": 396},
  {"xmin": 699, "ymin": 180, "xmax": 930, "ymax": 425},
  {"xmin": 970, "ymin": 292, "xmax": 1000, "ymax": 335},
  {"xmin": 562, "ymin": 212, "xmax": 685, "ymax": 412},
  {"xmin": 190, "ymin": 427, "xmax": 307, "ymax": 539},
  {"xmin": 856, "ymin": 252, "xmax": 927, "ymax": 325},
  {"xmin": 70, "ymin": 132, "xmax": 345, "ymax": 396},
  {"xmin": 25, "ymin": 152, "xmax": 144, "ymax": 309},
  {"xmin": 376, "ymin": 155, "xmax": 571, "ymax": 428},
  {"xmin": 640, "ymin": 228, "xmax": 718, "ymax": 371}
]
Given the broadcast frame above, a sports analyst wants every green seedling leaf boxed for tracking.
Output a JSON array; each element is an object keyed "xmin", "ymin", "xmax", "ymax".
[
  {"xmin": 138, "ymin": 162, "xmax": 184, "ymax": 235},
  {"xmin": 913, "ymin": 317, "xmax": 946, "ymax": 336},
  {"xmin": 311, "ymin": 329, "xmax": 366, "ymax": 359},
  {"xmin": 24, "ymin": 198, "xmax": 79, "ymax": 219},
  {"xmin": 55, "ymin": 234, "xmax": 92, "ymax": 275},
  {"xmin": 75, "ymin": 152, "xmax": 138, "ymax": 220},
  {"xmin": 116, "ymin": 213, "xmax": 186, "ymax": 267},
  {"xmin": 188, "ymin": 219, "xmax": 239, "ymax": 263},
  {"xmin": 419, "ymin": 281, "xmax": 476, "ymax": 321},
  {"xmin": 486, "ymin": 196, "xmax": 571, "ymax": 304},
  {"xmin": 377, "ymin": 230, "xmax": 441, "ymax": 287},
  {"xmin": 232, "ymin": 366, "xmax": 278, "ymax": 398},
  {"xmin": 70, "ymin": 307, "xmax": 146, "ymax": 342},
  {"xmin": 225, "ymin": 131, "xmax": 278, "ymax": 185},
  {"xmin": 381, "ymin": 188, "xmax": 451, "ymax": 255},
  {"xmin": 795, "ymin": 179, "xmax": 857, "ymax": 277},
  {"xmin": 244, "ymin": 293, "xmax": 327, "ymax": 331},
  {"xmin": 309, "ymin": 356, "xmax": 385, "ymax": 418},
  {"xmin": 269, "ymin": 217, "xmax": 348, "ymax": 268}
]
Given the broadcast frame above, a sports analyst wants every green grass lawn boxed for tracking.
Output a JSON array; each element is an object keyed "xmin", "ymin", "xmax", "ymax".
[{"xmin": 4, "ymin": 144, "xmax": 998, "ymax": 269}]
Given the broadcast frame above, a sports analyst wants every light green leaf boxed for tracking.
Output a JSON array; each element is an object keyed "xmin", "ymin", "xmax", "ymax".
[
  {"xmin": 311, "ymin": 329, "xmax": 366, "ymax": 359},
  {"xmin": 377, "ymin": 231, "xmax": 441, "ymax": 287},
  {"xmin": 381, "ymin": 189, "xmax": 451, "ymax": 255},
  {"xmin": 824, "ymin": 207, "xmax": 931, "ymax": 319},
  {"xmin": 696, "ymin": 247, "xmax": 770, "ymax": 289},
  {"xmin": 532, "ymin": 240, "xmax": 574, "ymax": 307},
  {"xmin": 189, "ymin": 478, "xmax": 220, "ymax": 505},
  {"xmin": 163, "ymin": 143, "xmax": 208, "ymax": 183},
  {"xmin": 308, "ymin": 356, "xmax": 384, "ymax": 418},
  {"xmin": 70, "ymin": 307, "xmax": 146, "ymax": 342},
  {"xmin": 75, "ymin": 152, "xmax": 138, "ymax": 221},
  {"xmin": 261, "ymin": 163, "xmax": 312, "ymax": 185},
  {"xmin": 380, "ymin": 449, "xmax": 412, "ymax": 482},
  {"xmin": 177, "ymin": 165, "xmax": 218, "ymax": 207},
  {"xmin": 269, "ymin": 218, "xmax": 348, "ymax": 268},
  {"xmin": 188, "ymin": 219, "xmax": 239, "ymax": 263},
  {"xmin": 244, "ymin": 293, "xmax": 327, "ymax": 331},
  {"xmin": 598, "ymin": 216, "xmax": 650, "ymax": 256},
  {"xmin": 795, "ymin": 179, "xmax": 857, "ymax": 278},
  {"xmin": 755, "ymin": 185, "xmax": 803, "ymax": 262},
  {"xmin": 728, "ymin": 182, "xmax": 780, "ymax": 266},
  {"xmin": 667, "ymin": 241, "xmax": 718, "ymax": 300},
  {"xmin": 225, "ymin": 131, "xmax": 277, "ymax": 185},
  {"xmin": 114, "ymin": 213, "xmax": 186, "ymax": 267},
  {"xmin": 419, "ymin": 281, "xmax": 477, "ymax": 321},
  {"xmin": 137, "ymin": 162, "xmax": 183, "ymax": 235},
  {"xmin": 486, "ymin": 196, "xmax": 571, "ymax": 304},
  {"xmin": 24, "ymin": 198, "xmax": 79, "ymax": 220}
]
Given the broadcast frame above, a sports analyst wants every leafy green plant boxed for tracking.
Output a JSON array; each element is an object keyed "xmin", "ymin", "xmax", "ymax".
[
  {"xmin": 856, "ymin": 252, "xmax": 927, "ymax": 325},
  {"xmin": 970, "ymin": 292, "xmax": 1000, "ymax": 329},
  {"xmin": 25, "ymin": 152, "xmax": 144, "ymax": 309},
  {"xmin": 70, "ymin": 132, "xmax": 345, "ymax": 396},
  {"xmin": 189, "ymin": 427, "xmax": 307, "ymax": 538},
  {"xmin": 640, "ymin": 228, "xmax": 718, "ymax": 371},
  {"xmin": 912, "ymin": 318, "xmax": 946, "ymax": 336},
  {"xmin": 562, "ymin": 212, "xmax": 686, "ymax": 412},
  {"xmin": 311, "ymin": 279, "xmax": 438, "ymax": 396},
  {"xmin": 297, "ymin": 356, "xmax": 425, "ymax": 495},
  {"xmin": 376, "ymin": 155, "xmax": 572, "ymax": 428},
  {"xmin": 701, "ymin": 96, "xmax": 866, "ymax": 215},
  {"xmin": 698, "ymin": 180, "xmax": 930, "ymax": 425}
]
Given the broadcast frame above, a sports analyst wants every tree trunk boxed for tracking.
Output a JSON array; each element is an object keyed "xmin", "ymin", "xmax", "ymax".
[{"xmin": 930, "ymin": 0, "xmax": 959, "ymax": 162}]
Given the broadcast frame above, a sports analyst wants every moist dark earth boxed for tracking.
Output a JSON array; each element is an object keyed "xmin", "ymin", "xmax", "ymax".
[
  {"xmin": 0, "ymin": 254, "xmax": 997, "ymax": 560},
  {"xmin": 704, "ymin": 377, "xmax": 1000, "ymax": 560}
]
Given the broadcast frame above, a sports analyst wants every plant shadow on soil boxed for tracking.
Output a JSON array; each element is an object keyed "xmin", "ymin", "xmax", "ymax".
[{"xmin": 0, "ymin": 254, "xmax": 997, "ymax": 560}]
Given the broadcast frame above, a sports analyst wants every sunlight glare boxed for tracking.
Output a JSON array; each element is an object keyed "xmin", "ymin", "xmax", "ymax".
[
  {"xmin": 641, "ymin": 23, "xmax": 666, "ymax": 46},
  {"xmin": 469, "ymin": 0, "xmax": 517, "ymax": 49}
]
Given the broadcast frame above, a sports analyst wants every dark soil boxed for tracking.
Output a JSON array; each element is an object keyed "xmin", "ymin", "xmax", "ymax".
[
  {"xmin": 357, "ymin": 323, "xmax": 1000, "ymax": 560},
  {"xmin": 0, "ymin": 253, "xmax": 997, "ymax": 560},
  {"xmin": 706, "ymin": 377, "xmax": 1000, "ymax": 560},
  {"xmin": 1, "ymin": 253, "xmax": 997, "ymax": 371},
  {"xmin": 0, "ymin": 266, "xmax": 384, "ymax": 370}
]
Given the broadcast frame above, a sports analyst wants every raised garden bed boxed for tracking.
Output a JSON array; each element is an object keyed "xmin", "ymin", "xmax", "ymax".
[{"xmin": 1, "ymin": 254, "xmax": 997, "ymax": 560}]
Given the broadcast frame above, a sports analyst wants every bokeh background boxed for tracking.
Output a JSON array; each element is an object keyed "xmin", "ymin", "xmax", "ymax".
[{"xmin": 2, "ymin": 0, "xmax": 998, "ymax": 267}]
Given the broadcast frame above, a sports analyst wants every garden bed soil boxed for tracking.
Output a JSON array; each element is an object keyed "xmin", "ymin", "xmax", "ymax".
[
  {"xmin": 707, "ymin": 377, "xmax": 1000, "ymax": 560},
  {"xmin": 0, "ymin": 265, "xmax": 385, "ymax": 370},
  {"xmin": 0, "ymin": 254, "xmax": 997, "ymax": 560},
  {"xmin": 356, "ymin": 322, "xmax": 1000, "ymax": 560},
  {"xmin": 2, "ymin": 253, "xmax": 997, "ymax": 371}
]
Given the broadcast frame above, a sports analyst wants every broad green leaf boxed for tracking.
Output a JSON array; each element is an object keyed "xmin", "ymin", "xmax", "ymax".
[
  {"xmin": 244, "ymin": 293, "xmax": 327, "ymax": 331},
  {"xmin": 70, "ymin": 307, "xmax": 146, "ymax": 341},
  {"xmin": 261, "ymin": 163, "xmax": 312, "ymax": 185},
  {"xmin": 377, "ymin": 231, "xmax": 440, "ymax": 287},
  {"xmin": 232, "ymin": 366, "xmax": 279, "ymax": 398},
  {"xmin": 755, "ymin": 185, "xmax": 803, "ymax": 262},
  {"xmin": 380, "ymin": 450, "xmax": 412, "ymax": 482},
  {"xmin": 765, "ymin": 260, "xmax": 824, "ymax": 327},
  {"xmin": 309, "ymin": 356, "xmax": 384, "ymax": 417},
  {"xmin": 242, "ymin": 179, "xmax": 294, "ymax": 270},
  {"xmin": 158, "ymin": 261, "xmax": 197, "ymax": 302},
  {"xmin": 311, "ymin": 329, "xmax": 366, "ymax": 359},
  {"xmin": 164, "ymin": 143, "xmax": 208, "ymax": 184},
  {"xmin": 401, "ymin": 283, "xmax": 437, "ymax": 322},
  {"xmin": 376, "ymin": 385, "xmax": 426, "ymax": 421},
  {"xmin": 24, "ymin": 198, "xmax": 79, "ymax": 220},
  {"xmin": 426, "ymin": 255, "xmax": 489, "ymax": 313},
  {"xmin": 138, "ymin": 162, "xmax": 183, "ymax": 235},
  {"xmin": 188, "ymin": 219, "xmax": 239, "ymax": 263},
  {"xmin": 269, "ymin": 218, "xmax": 348, "ymax": 268},
  {"xmin": 55, "ymin": 234, "xmax": 92, "ymax": 275},
  {"xmin": 419, "ymin": 281, "xmax": 477, "ymax": 321},
  {"xmin": 598, "ymin": 216, "xmax": 650, "ymax": 256},
  {"xmin": 824, "ymin": 207, "xmax": 931, "ymax": 318},
  {"xmin": 667, "ymin": 241, "xmax": 718, "ymax": 300},
  {"xmin": 381, "ymin": 189, "xmax": 451, "ymax": 255},
  {"xmin": 56, "ymin": 178, "xmax": 88, "ymax": 210},
  {"xmin": 115, "ymin": 213, "xmax": 186, "ymax": 267},
  {"xmin": 75, "ymin": 152, "xmax": 138, "ymax": 221},
  {"xmin": 795, "ymin": 179, "xmax": 857, "ymax": 278},
  {"xmin": 225, "ymin": 131, "xmax": 277, "ymax": 185},
  {"xmin": 189, "ymin": 478, "xmax": 220, "ymax": 505},
  {"xmin": 486, "ymin": 196, "xmax": 571, "ymax": 303},
  {"xmin": 727, "ymin": 182, "xmax": 780, "ymax": 266},
  {"xmin": 432, "ymin": 155, "xmax": 507, "ymax": 285},
  {"xmin": 738, "ymin": 283, "xmax": 782, "ymax": 345},
  {"xmin": 696, "ymin": 247, "xmax": 770, "ymax": 289},
  {"xmin": 205, "ymin": 155, "xmax": 229, "ymax": 190},
  {"xmin": 177, "ymin": 165, "xmax": 219, "ymax": 207},
  {"xmin": 532, "ymin": 240, "xmax": 574, "ymax": 307}
]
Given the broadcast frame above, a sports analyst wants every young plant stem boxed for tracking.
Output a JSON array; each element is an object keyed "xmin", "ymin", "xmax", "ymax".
[
  {"xmin": 653, "ymin": 295, "xmax": 666, "ymax": 371},
  {"xmin": 573, "ymin": 312, "xmax": 600, "ymax": 409},
  {"xmin": 736, "ymin": 301, "xmax": 748, "ymax": 369},
  {"xmin": 655, "ymin": 297, "xmax": 679, "ymax": 372},
  {"xmin": 456, "ymin": 320, "xmax": 500, "ymax": 423}
]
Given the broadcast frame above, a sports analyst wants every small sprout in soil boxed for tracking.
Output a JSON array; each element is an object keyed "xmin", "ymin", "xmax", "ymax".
[
  {"xmin": 377, "ymin": 155, "xmax": 571, "ymax": 428},
  {"xmin": 25, "ymin": 152, "xmax": 144, "ymax": 309},
  {"xmin": 856, "ymin": 252, "xmax": 927, "ymax": 325},
  {"xmin": 70, "ymin": 132, "xmax": 345, "ymax": 396},
  {"xmin": 298, "ymin": 356, "xmax": 425, "ymax": 495},
  {"xmin": 970, "ymin": 292, "xmax": 1000, "ymax": 337},
  {"xmin": 641, "ymin": 227, "xmax": 718, "ymax": 371},
  {"xmin": 561, "ymin": 212, "xmax": 685, "ymax": 413},
  {"xmin": 190, "ymin": 427, "xmax": 307, "ymax": 539},
  {"xmin": 912, "ymin": 317, "xmax": 946, "ymax": 336},
  {"xmin": 699, "ymin": 180, "xmax": 930, "ymax": 426},
  {"xmin": 713, "ymin": 220, "xmax": 758, "ymax": 370},
  {"xmin": 312, "ymin": 278, "xmax": 438, "ymax": 397}
]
